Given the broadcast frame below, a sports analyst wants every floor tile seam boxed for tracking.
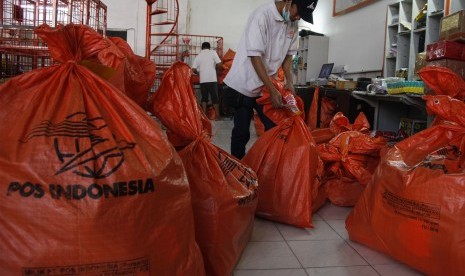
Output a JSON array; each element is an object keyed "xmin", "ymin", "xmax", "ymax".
[
  {"xmin": 301, "ymin": 264, "xmax": 381, "ymax": 269},
  {"xmin": 234, "ymin": 268, "xmax": 306, "ymax": 271},
  {"xmin": 275, "ymin": 219, "xmax": 343, "ymax": 242},
  {"xmin": 303, "ymin": 266, "xmax": 379, "ymax": 276},
  {"xmin": 325, "ymin": 218, "xmax": 380, "ymax": 275},
  {"xmin": 246, "ymin": 240, "xmax": 289, "ymax": 244},
  {"xmin": 303, "ymin": 264, "xmax": 382, "ymax": 276},
  {"xmin": 275, "ymin": 222, "xmax": 307, "ymax": 270},
  {"xmin": 371, "ymin": 265, "xmax": 391, "ymax": 276},
  {"xmin": 283, "ymin": 240, "xmax": 307, "ymax": 270},
  {"xmin": 280, "ymin": 237, "xmax": 345, "ymax": 242},
  {"xmin": 323, "ymin": 217, "xmax": 347, "ymax": 240}
]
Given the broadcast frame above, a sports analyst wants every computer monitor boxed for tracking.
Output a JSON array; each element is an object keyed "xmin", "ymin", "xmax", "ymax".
[{"xmin": 318, "ymin": 63, "xmax": 334, "ymax": 79}]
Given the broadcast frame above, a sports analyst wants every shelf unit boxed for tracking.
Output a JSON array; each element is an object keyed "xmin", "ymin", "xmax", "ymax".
[
  {"xmin": 296, "ymin": 35, "xmax": 329, "ymax": 85},
  {"xmin": 383, "ymin": 0, "xmax": 463, "ymax": 80}
]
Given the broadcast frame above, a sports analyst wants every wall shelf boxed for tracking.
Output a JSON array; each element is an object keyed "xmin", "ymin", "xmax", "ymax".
[{"xmin": 384, "ymin": 0, "xmax": 462, "ymax": 80}]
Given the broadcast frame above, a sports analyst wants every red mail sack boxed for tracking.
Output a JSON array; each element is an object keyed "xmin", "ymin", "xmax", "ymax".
[
  {"xmin": 418, "ymin": 66, "xmax": 465, "ymax": 99},
  {"xmin": 150, "ymin": 62, "xmax": 258, "ymax": 276},
  {"xmin": 243, "ymin": 116, "xmax": 320, "ymax": 228},
  {"xmin": 0, "ymin": 24, "xmax": 204, "ymax": 275},
  {"xmin": 346, "ymin": 95, "xmax": 465, "ymax": 275},
  {"xmin": 257, "ymin": 78, "xmax": 305, "ymax": 124},
  {"xmin": 95, "ymin": 36, "xmax": 156, "ymax": 109},
  {"xmin": 315, "ymin": 113, "xmax": 384, "ymax": 206}
]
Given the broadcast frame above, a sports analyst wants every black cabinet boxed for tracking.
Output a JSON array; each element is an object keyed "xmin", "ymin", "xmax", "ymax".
[
  {"xmin": 295, "ymin": 86, "xmax": 427, "ymax": 132},
  {"xmin": 295, "ymin": 86, "xmax": 375, "ymax": 128},
  {"xmin": 351, "ymin": 91, "xmax": 427, "ymax": 132}
]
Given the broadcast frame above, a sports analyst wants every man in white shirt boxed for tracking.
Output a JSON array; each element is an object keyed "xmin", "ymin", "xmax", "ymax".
[
  {"xmin": 192, "ymin": 42, "xmax": 223, "ymax": 119},
  {"xmin": 224, "ymin": 0, "xmax": 318, "ymax": 159}
]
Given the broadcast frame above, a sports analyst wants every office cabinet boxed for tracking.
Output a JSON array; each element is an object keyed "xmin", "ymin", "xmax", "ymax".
[{"xmin": 296, "ymin": 35, "xmax": 329, "ymax": 85}]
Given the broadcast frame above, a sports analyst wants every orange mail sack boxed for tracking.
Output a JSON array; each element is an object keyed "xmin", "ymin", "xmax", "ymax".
[
  {"xmin": 95, "ymin": 36, "xmax": 156, "ymax": 109},
  {"xmin": 244, "ymin": 79, "xmax": 322, "ymax": 227},
  {"xmin": 150, "ymin": 62, "xmax": 258, "ymax": 276},
  {"xmin": 318, "ymin": 113, "xmax": 386, "ymax": 206},
  {"xmin": 0, "ymin": 24, "xmax": 204, "ymax": 276},
  {"xmin": 346, "ymin": 92, "xmax": 465, "ymax": 275}
]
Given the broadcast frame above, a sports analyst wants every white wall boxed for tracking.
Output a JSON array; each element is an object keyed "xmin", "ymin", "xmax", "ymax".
[
  {"xmin": 105, "ymin": 0, "xmax": 388, "ymax": 72},
  {"xmin": 187, "ymin": 0, "xmax": 387, "ymax": 73},
  {"xmin": 105, "ymin": 0, "xmax": 146, "ymax": 56},
  {"xmin": 105, "ymin": 0, "xmax": 188, "ymax": 56},
  {"xmin": 304, "ymin": 0, "xmax": 387, "ymax": 73},
  {"xmin": 187, "ymin": 0, "xmax": 270, "ymax": 51}
]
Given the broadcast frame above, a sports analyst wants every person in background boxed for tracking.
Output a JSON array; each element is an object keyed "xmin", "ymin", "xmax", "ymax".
[
  {"xmin": 223, "ymin": 0, "xmax": 318, "ymax": 159},
  {"xmin": 192, "ymin": 42, "xmax": 223, "ymax": 120}
]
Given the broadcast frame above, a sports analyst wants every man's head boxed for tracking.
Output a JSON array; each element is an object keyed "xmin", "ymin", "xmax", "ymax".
[
  {"xmin": 289, "ymin": 0, "xmax": 318, "ymax": 24},
  {"xmin": 201, "ymin": 42, "xmax": 211, "ymax": 50}
]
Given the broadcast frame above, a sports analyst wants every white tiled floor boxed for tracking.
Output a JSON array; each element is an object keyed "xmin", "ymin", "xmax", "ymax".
[{"xmin": 210, "ymin": 119, "xmax": 425, "ymax": 276}]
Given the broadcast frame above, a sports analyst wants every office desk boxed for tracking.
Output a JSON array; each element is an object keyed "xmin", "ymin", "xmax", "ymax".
[
  {"xmin": 295, "ymin": 86, "xmax": 375, "ymax": 128},
  {"xmin": 351, "ymin": 91, "xmax": 427, "ymax": 132},
  {"xmin": 295, "ymin": 85, "xmax": 428, "ymax": 132}
]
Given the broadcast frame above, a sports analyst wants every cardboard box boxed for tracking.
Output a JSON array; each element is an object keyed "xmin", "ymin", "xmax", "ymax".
[
  {"xmin": 335, "ymin": 80, "xmax": 357, "ymax": 90},
  {"xmin": 426, "ymin": 59, "xmax": 465, "ymax": 80},
  {"xmin": 440, "ymin": 10, "xmax": 465, "ymax": 42},
  {"xmin": 426, "ymin": 40, "xmax": 465, "ymax": 61}
]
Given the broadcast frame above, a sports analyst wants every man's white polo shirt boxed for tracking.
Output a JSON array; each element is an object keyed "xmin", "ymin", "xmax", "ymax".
[
  {"xmin": 224, "ymin": 3, "xmax": 298, "ymax": 97},
  {"xmin": 192, "ymin": 49, "xmax": 221, "ymax": 83}
]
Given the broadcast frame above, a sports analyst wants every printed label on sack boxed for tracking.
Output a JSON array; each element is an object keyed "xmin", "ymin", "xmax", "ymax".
[
  {"xmin": 21, "ymin": 112, "xmax": 136, "ymax": 179},
  {"xmin": 217, "ymin": 151, "xmax": 258, "ymax": 206},
  {"xmin": 6, "ymin": 179, "xmax": 155, "ymax": 200},
  {"xmin": 23, "ymin": 257, "xmax": 150, "ymax": 275},
  {"xmin": 417, "ymin": 145, "xmax": 462, "ymax": 173},
  {"xmin": 383, "ymin": 190, "xmax": 441, "ymax": 233},
  {"xmin": 6, "ymin": 112, "xmax": 157, "ymax": 201}
]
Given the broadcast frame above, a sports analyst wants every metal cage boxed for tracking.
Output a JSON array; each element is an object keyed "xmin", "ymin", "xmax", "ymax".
[
  {"xmin": 146, "ymin": 0, "xmax": 223, "ymax": 92},
  {"xmin": 0, "ymin": 0, "xmax": 107, "ymax": 83}
]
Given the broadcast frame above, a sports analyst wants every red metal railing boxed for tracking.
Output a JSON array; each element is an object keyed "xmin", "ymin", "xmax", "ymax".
[
  {"xmin": 145, "ymin": 0, "xmax": 223, "ymax": 91},
  {"xmin": 0, "ymin": 0, "xmax": 107, "ymax": 83}
]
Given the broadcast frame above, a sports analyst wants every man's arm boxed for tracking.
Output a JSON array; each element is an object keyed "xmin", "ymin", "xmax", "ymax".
[
  {"xmin": 216, "ymin": 62, "xmax": 223, "ymax": 72},
  {"xmin": 282, "ymin": 55, "xmax": 295, "ymax": 94},
  {"xmin": 250, "ymin": 56, "xmax": 283, "ymax": 108},
  {"xmin": 192, "ymin": 56, "xmax": 199, "ymax": 75}
]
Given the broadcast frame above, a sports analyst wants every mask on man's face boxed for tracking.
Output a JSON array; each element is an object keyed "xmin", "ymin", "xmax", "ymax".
[{"xmin": 282, "ymin": 2, "xmax": 291, "ymax": 22}]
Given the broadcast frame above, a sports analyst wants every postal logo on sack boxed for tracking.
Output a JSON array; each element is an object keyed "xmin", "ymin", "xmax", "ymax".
[
  {"xmin": 21, "ymin": 112, "xmax": 136, "ymax": 179},
  {"xmin": 217, "ymin": 151, "xmax": 258, "ymax": 206}
]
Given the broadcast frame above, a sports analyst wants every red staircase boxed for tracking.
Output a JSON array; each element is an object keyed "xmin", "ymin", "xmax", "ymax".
[
  {"xmin": 145, "ymin": 0, "xmax": 179, "ymax": 91},
  {"xmin": 145, "ymin": 0, "xmax": 224, "ymax": 92}
]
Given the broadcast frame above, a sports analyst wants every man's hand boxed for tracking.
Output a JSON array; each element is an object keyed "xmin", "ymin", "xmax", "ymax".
[
  {"xmin": 269, "ymin": 86, "xmax": 283, "ymax": 108},
  {"xmin": 284, "ymin": 82, "xmax": 296, "ymax": 95}
]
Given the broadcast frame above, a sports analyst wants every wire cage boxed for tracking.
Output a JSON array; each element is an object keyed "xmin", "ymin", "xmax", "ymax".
[
  {"xmin": 178, "ymin": 34, "xmax": 223, "ymax": 69},
  {"xmin": 149, "ymin": 33, "xmax": 224, "ymax": 91},
  {"xmin": 145, "ymin": 0, "xmax": 224, "ymax": 92},
  {"xmin": 0, "ymin": 0, "xmax": 107, "ymax": 83}
]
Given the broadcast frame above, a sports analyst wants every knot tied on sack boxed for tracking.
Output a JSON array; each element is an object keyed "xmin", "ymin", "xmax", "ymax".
[{"xmin": 195, "ymin": 131, "xmax": 212, "ymax": 143}]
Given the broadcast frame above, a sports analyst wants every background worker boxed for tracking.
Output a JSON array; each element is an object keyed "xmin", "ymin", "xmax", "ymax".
[
  {"xmin": 223, "ymin": 0, "xmax": 318, "ymax": 159},
  {"xmin": 192, "ymin": 42, "xmax": 223, "ymax": 120}
]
